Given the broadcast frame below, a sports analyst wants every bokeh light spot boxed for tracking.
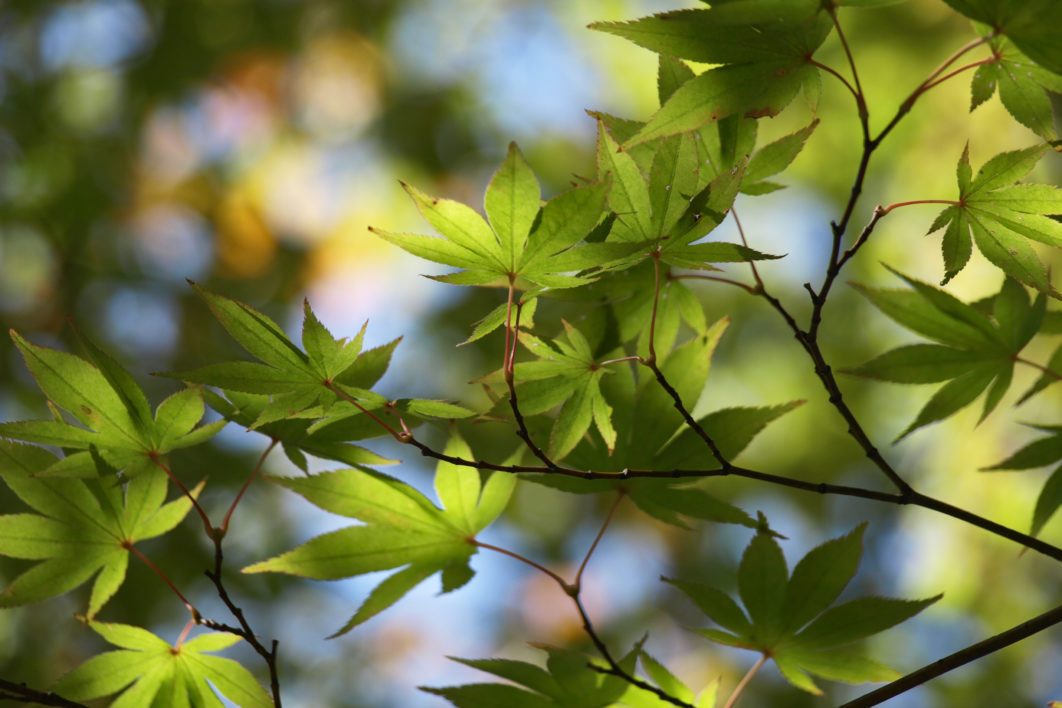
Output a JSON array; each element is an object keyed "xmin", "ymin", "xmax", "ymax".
[{"xmin": 40, "ymin": 0, "xmax": 152, "ymax": 71}]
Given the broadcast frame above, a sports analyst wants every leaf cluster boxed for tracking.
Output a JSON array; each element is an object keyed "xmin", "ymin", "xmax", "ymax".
[{"xmin": 669, "ymin": 525, "xmax": 939, "ymax": 695}]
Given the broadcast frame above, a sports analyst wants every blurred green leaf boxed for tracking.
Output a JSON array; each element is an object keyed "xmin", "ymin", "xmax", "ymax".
[{"xmin": 53, "ymin": 622, "xmax": 270, "ymax": 707}]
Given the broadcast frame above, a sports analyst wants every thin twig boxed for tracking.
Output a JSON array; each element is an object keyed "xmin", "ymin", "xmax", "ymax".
[
  {"xmin": 1015, "ymin": 356, "xmax": 1062, "ymax": 381},
  {"xmin": 839, "ymin": 600, "xmax": 1062, "ymax": 707},
  {"xmin": 669, "ymin": 273, "xmax": 758, "ymax": 294},
  {"xmin": 221, "ymin": 438, "xmax": 279, "ymax": 534},
  {"xmin": 151, "ymin": 455, "xmax": 213, "ymax": 537},
  {"xmin": 879, "ymin": 199, "xmax": 960, "ymax": 215},
  {"xmin": 730, "ymin": 208, "xmax": 764, "ymax": 290},
  {"xmin": 203, "ymin": 538, "xmax": 282, "ymax": 707},
  {"xmin": 648, "ymin": 255, "xmax": 663, "ymax": 364},
  {"xmin": 574, "ymin": 491, "xmax": 626, "ymax": 589},
  {"xmin": 836, "ymin": 206, "xmax": 887, "ymax": 274},
  {"xmin": 324, "ymin": 382, "xmax": 406, "ymax": 442},
  {"xmin": 474, "ymin": 540, "xmax": 571, "ymax": 590},
  {"xmin": 722, "ymin": 654, "xmax": 767, "ymax": 708},
  {"xmin": 874, "ymin": 35, "xmax": 993, "ymax": 145},
  {"xmin": 809, "ymin": 59, "xmax": 860, "ymax": 104},
  {"xmin": 922, "ymin": 35, "xmax": 993, "ymax": 86},
  {"xmin": 502, "ymin": 283, "xmax": 560, "ymax": 469},
  {"xmin": 644, "ymin": 358, "xmax": 732, "ymax": 469},
  {"xmin": 643, "ymin": 251, "xmax": 736, "ymax": 471},
  {"xmin": 921, "ymin": 56, "xmax": 999, "ymax": 93},
  {"xmin": 826, "ymin": 6, "xmax": 869, "ymax": 137},
  {"xmin": 576, "ymin": 597, "xmax": 696, "ymax": 708},
  {"xmin": 479, "ymin": 493, "xmax": 691, "ymax": 706},
  {"xmin": 399, "ymin": 432, "xmax": 1062, "ymax": 561},
  {"xmin": 127, "ymin": 543, "xmax": 199, "ymax": 620}
]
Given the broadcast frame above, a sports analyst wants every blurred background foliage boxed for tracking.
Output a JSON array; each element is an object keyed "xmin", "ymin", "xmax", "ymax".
[{"xmin": 0, "ymin": 1, "xmax": 1061, "ymax": 706}]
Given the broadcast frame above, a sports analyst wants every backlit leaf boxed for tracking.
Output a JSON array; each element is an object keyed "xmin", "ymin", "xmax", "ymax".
[
  {"xmin": 54, "ymin": 623, "xmax": 270, "ymax": 708},
  {"xmin": 486, "ymin": 142, "xmax": 541, "ymax": 271}
]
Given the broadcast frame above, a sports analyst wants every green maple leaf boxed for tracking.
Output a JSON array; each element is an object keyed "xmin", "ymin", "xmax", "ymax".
[
  {"xmin": 942, "ymin": 0, "xmax": 1062, "ymax": 75},
  {"xmin": 594, "ymin": 121, "xmax": 782, "ymax": 272},
  {"xmin": 423, "ymin": 645, "xmax": 636, "ymax": 708},
  {"xmin": 515, "ymin": 317, "xmax": 800, "ymax": 532},
  {"xmin": 371, "ymin": 142, "xmax": 612, "ymax": 290},
  {"xmin": 162, "ymin": 287, "xmax": 359, "ymax": 411},
  {"xmin": 203, "ymin": 388, "xmax": 397, "ymax": 472},
  {"xmin": 0, "ymin": 329, "xmax": 225, "ymax": 479},
  {"xmin": 0, "ymin": 448, "xmax": 199, "ymax": 618},
  {"xmin": 616, "ymin": 650, "xmax": 720, "ymax": 708},
  {"xmin": 927, "ymin": 144, "xmax": 1062, "ymax": 292},
  {"xmin": 52, "ymin": 622, "xmax": 271, "ymax": 707},
  {"xmin": 970, "ymin": 38, "xmax": 1062, "ymax": 140},
  {"xmin": 985, "ymin": 423, "xmax": 1062, "ymax": 537},
  {"xmin": 197, "ymin": 327, "xmax": 474, "ymax": 473},
  {"xmin": 498, "ymin": 322, "xmax": 619, "ymax": 460},
  {"xmin": 243, "ymin": 436, "xmax": 514, "ymax": 636},
  {"xmin": 591, "ymin": 2, "xmax": 830, "ymax": 147},
  {"xmin": 164, "ymin": 287, "xmax": 475, "ymax": 451},
  {"xmin": 740, "ymin": 119, "xmax": 819, "ymax": 195},
  {"xmin": 847, "ymin": 271, "xmax": 1042, "ymax": 440},
  {"xmin": 668, "ymin": 524, "xmax": 940, "ymax": 695},
  {"xmin": 426, "ymin": 644, "xmax": 721, "ymax": 708}
]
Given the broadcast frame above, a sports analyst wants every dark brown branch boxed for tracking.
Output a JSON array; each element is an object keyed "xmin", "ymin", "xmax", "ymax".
[
  {"xmin": 401, "ymin": 434, "xmax": 1062, "ymax": 562},
  {"xmin": 644, "ymin": 358, "xmax": 732, "ymax": 469},
  {"xmin": 907, "ymin": 491, "xmax": 1062, "ymax": 561},
  {"xmin": 738, "ymin": 210, "xmax": 910, "ymax": 497},
  {"xmin": 479, "ymin": 501, "xmax": 692, "ymax": 706},
  {"xmin": 576, "ymin": 597, "xmax": 695, "ymax": 708},
  {"xmin": 793, "ymin": 329, "xmax": 911, "ymax": 496},
  {"xmin": 839, "ymin": 601, "xmax": 1062, "ymax": 707},
  {"xmin": 836, "ymin": 206, "xmax": 886, "ymax": 271},
  {"xmin": 504, "ymin": 285, "xmax": 560, "ymax": 470},
  {"xmin": 670, "ymin": 272, "xmax": 758, "ymax": 294},
  {"xmin": 808, "ymin": 146, "xmax": 873, "ymax": 338},
  {"xmin": 202, "ymin": 538, "xmax": 283, "ymax": 707},
  {"xmin": 0, "ymin": 680, "xmax": 88, "ymax": 707}
]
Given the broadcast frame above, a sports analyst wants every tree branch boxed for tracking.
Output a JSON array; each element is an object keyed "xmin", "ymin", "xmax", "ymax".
[
  {"xmin": 576, "ymin": 597, "xmax": 695, "ymax": 708},
  {"xmin": 0, "ymin": 680, "xmax": 88, "ymax": 707},
  {"xmin": 221, "ymin": 438, "xmax": 278, "ymax": 534},
  {"xmin": 644, "ymin": 357, "xmax": 732, "ymax": 470},
  {"xmin": 504, "ymin": 283, "xmax": 561, "ymax": 470},
  {"xmin": 400, "ymin": 434, "xmax": 1062, "ymax": 562},
  {"xmin": 839, "ymin": 600, "xmax": 1062, "ymax": 707},
  {"xmin": 722, "ymin": 654, "xmax": 767, "ymax": 708},
  {"xmin": 202, "ymin": 536, "xmax": 282, "ymax": 706}
]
